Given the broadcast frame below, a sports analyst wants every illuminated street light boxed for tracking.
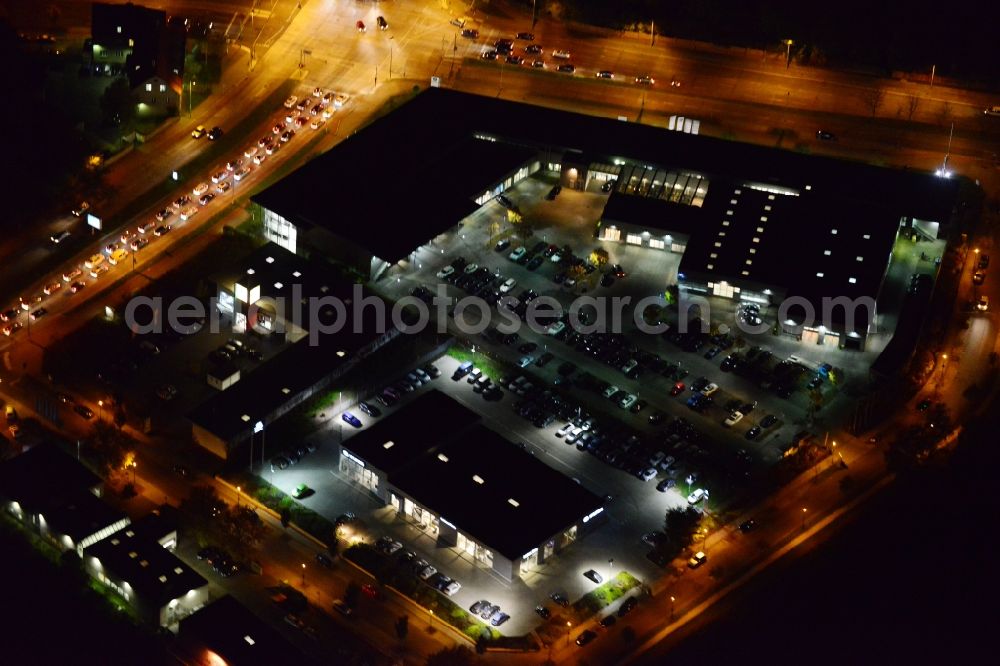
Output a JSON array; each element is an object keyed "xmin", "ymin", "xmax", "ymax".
[
  {"xmin": 566, "ymin": 621, "xmax": 573, "ymax": 646},
  {"xmin": 236, "ymin": 486, "xmax": 241, "ymax": 508},
  {"xmin": 783, "ymin": 39, "xmax": 794, "ymax": 68},
  {"xmin": 300, "ymin": 562, "xmax": 306, "ymax": 586},
  {"xmin": 801, "ymin": 507, "xmax": 808, "ymax": 530}
]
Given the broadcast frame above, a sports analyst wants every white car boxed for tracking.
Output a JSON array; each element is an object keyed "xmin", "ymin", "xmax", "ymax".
[
  {"xmin": 547, "ymin": 320, "xmax": 566, "ymax": 336},
  {"xmin": 724, "ymin": 411, "xmax": 744, "ymax": 427},
  {"xmin": 552, "ymin": 49, "xmax": 571, "ymax": 59},
  {"xmin": 602, "ymin": 385, "xmax": 620, "ymax": 399},
  {"xmin": 334, "ymin": 93, "xmax": 349, "ymax": 108},
  {"xmin": 436, "ymin": 265, "xmax": 455, "ymax": 280},
  {"xmin": 417, "ymin": 565, "xmax": 437, "ymax": 580},
  {"xmin": 463, "ymin": 263, "xmax": 479, "ymax": 274},
  {"xmin": 62, "ymin": 268, "xmax": 82, "ymax": 282},
  {"xmin": 618, "ymin": 393, "xmax": 638, "ymax": 410},
  {"xmin": 518, "ymin": 355, "xmax": 535, "ymax": 368},
  {"xmin": 253, "ymin": 153, "xmax": 267, "ymax": 165},
  {"xmin": 310, "ymin": 118, "xmax": 325, "ymax": 130},
  {"xmin": 621, "ymin": 359, "xmax": 638, "ymax": 374},
  {"xmin": 509, "ymin": 247, "xmax": 527, "ymax": 262},
  {"xmin": 192, "ymin": 182, "xmax": 209, "ymax": 197},
  {"xmin": 138, "ymin": 221, "xmax": 156, "ymax": 234},
  {"xmin": 443, "ymin": 581, "xmax": 461, "ymax": 596},
  {"xmin": 234, "ymin": 167, "xmax": 252, "ymax": 181},
  {"xmin": 283, "ymin": 95, "xmax": 298, "ymax": 108},
  {"xmin": 555, "ymin": 422, "xmax": 574, "ymax": 438},
  {"xmin": 180, "ymin": 206, "xmax": 199, "ymax": 221},
  {"xmin": 216, "ymin": 181, "xmax": 232, "ymax": 193},
  {"xmin": 500, "ymin": 278, "xmax": 517, "ymax": 293},
  {"xmin": 565, "ymin": 427, "xmax": 584, "ymax": 444},
  {"xmin": 550, "ymin": 251, "xmax": 563, "ymax": 263},
  {"xmin": 639, "ymin": 467, "xmax": 657, "ymax": 482},
  {"xmin": 702, "ymin": 383, "xmax": 719, "ymax": 396},
  {"xmin": 211, "ymin": 171, "xmax": 228, "ymax": 183},
  {"xmin": 687, "ymin": 488, "xmax": 709, "ymax": 505}
]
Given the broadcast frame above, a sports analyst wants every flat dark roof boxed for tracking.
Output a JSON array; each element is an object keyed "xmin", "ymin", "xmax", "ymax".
[
  {"xmin": 343, "ymin": 390, "xmax": 603, "ymax": 560},
  {"xmin": 252, "ymin": 111, "xmax": 537, "ymax": 265},
  {"xmin": 43, "ymin": 490, "xmax": 127, "ymax": 542},
  {"xmin": 180, "ymin": 596, "xmax": 309, "ymax": 666},
  {"xmin": 341, "ymin": 390, "xmax": 482, "ymax": 477},
  {"xmin": 0, "ymin": 443, "xmax": 100, "ymax": 513},
  {"xmin": 85, "ymin": 528, "xmax": 206, "ymax": 606},
  {"xmin": 392, "ymin": 425, "xmax": 604, "ymax": 561},
  {"xmin": 601, "ymin": 192, "xmax": 704, "ymax": 238},
  {"xmin": 188, "ymin": 245, "xmax": 388, "ymax": 443}
]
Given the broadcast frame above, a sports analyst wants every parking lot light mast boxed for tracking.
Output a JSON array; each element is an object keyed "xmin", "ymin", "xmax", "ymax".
[
  {"xmin": 670, "ymin": 595, "xmax": 676, "ymax": 621},
  {"xmin": 300, "ymin": 562, "xmax": 306, "ymax": 587},
  {"xmin": 566, "ymin": 621, "xmax": 572, "ymax": 646}
]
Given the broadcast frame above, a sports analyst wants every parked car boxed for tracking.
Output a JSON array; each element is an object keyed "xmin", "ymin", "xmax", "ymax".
[{"xmin": 342, "ymin": 412, "xmax": 363, "ymax": 428}]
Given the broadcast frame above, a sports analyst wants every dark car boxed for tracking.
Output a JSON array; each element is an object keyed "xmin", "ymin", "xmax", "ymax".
[
  {"xmin": 74, "ymin": 404, "xmax": 95, "ymax": 419},
  {"xmin": 358, "ymin": 401, "xmax": 381, "ymax": 417},
  {"xmin": 600, "ymin": 273, "xmax": 615, "ymax": 287},
  {"xmin": 495, "ymin": 238, "xmax": 511, "ymax": 252},
  {"xmin": 739, "ymin": 519, "xmax": 757, "ymax": 533},
  {"xmin": 535, "ymin": 605, "xmax": 551, "ymax": 619},
  {"xmin": 527, "ymin": 255, "xmax": 544, "ymax": 271},
  {"xmin": 525, "ymin": 43, "xmax": 542, "ymax": 54},
  {"xmin": 576, "ymin": 630, "xmax": 597, "ymax": 646},
  {"xmin": 519, "ymin": 342, "xmax": 538, "ymax": 354},
  {"xmin": 315, "ymin": 552, "xmax": 334, "ymax": 568},
  {"xmin": 745, "ymin": 425, "xmax": 762, "ymax": 440},
  {"xmin": 546, "ymin": 185, "xmax": 562, "ymax": 200},
  {"xmin": 599, "ymin": 614, "xmax": 618, "ymax": 628},
  {"xmin": 557, "ymin": 64, "xmax": 575, "ymax": 73},
  {"xmin": 470, "ymin": 600, "xmax": 491, "ymax": 615},
  {"xmin": 376, "ymin": 15, "xmax": 388, "ymax": 29},
  {"xmin": 816, "ymin": 130, "xmax": 836, "ymax": 141},
  {"xmin": 207, "ymin": 126, "xmax": 224, "ymax": 140},
  {"xmin": 342, "ymin": 412, "xmax": 363, "ymax": 428},
  {"xmin": 461, "ymin": 28, "xmax": 479, "ymax": 39},
  {"xmin": 550, "ymin": 592, "xmax": 569, "ymax": 607},
  {"xmin": 618, "ymin": 597, "xmax": 638, "ymax": 616},
  {"xmin": 516, "ymin": 32, "xmax": 534, "ymax": 40}
]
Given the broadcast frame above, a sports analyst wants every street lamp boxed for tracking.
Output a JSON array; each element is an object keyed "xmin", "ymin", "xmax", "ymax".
[
  {"xmin": 670, "ymin": 595, "xmax": 676, "ymax": 621},
  {"xmin": 565, "ymin": 621, "xmax": 573, "ymax": 646},
  {"xmin": 801, "ymin": 507, "xmax": 808, "ymax": 530},
  {"xmin": 98, "ymin": 400, "xmax": 104, "ymax": 420},
  {"xmin": 129, "ymin": 460, "xmax": 137, "ymax": 485},
  {"xmin": 236, "ymin": 486, "xmax": 241, "ymax": 508},
  {"xmin": 300, "ymin": 563, "xmax": 306, "ymax": 587},
  {"xmin": 429, "ymin": 609, "xmax": 435, "ymax": 629},
  {"xmin": 783, "ymin": 39, "xmax": 794, "ymax": 68}
]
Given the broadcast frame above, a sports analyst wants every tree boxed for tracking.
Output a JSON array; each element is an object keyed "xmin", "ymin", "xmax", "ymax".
[
  {"xmin": 862, "ymin": 86, "xmax": 885, "ymax": 117},
  {"xmin": 395, "ymin": 615, "xmax": 409, "ymax": 641},
  {"xmin": 180, "ymin": 485, "xmax": 226, "ymax": 542},
  {"xmin": 663, "ymin": 507, "xmax": 702, "ymax": 547},
  {"xmin": 99, "ymin": 77, "xmax": 136, "ymax": 129},
  {"xmin": 906, "ymin": 95, "xmax": 920, "ymax": 121},
  {"xmin": 589, "ymin": 248, "xmax": 609, "ymax": 268},
  {"xmin": 280, "ymin": 507, "xmax": 291, "ymax": 528},
  {"xmin": 426, "ymin": 646, "xmax": 478, "ymax": 666},
  {"xmin": 226, "ymin": 507, "xmax": 268, "ymax": 559},
  {"xmin": 475, "ymin": 634, "xmax": 489, "ymax": 654},
  {"xmin": 87, "ymin": 421, "xmax": 129, "ymax": 477}
]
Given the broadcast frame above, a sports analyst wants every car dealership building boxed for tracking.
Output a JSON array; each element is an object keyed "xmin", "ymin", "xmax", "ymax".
[{"xmin": 339, "ymin": 390, "xmax": 605, "ymax": 581}]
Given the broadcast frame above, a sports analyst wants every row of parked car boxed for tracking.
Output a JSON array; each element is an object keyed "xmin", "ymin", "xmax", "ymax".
[
  {"xmin": 375, "ymin": 537, "xmax": 464, "ymax": 597},
  {"xmin": 197, "ymin": 545, "xmax": 240, "ymax": 577}
]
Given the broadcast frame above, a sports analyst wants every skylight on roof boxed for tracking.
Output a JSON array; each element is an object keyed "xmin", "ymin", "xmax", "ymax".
[
  {"xmin": 247, "ymin": 268, "xmax": 255, "ymax": 275},
  {"xmin": 158, "ymin": 575, "xmax": 167, "ymax": 582},
  {"xmin": 241, "ymin": 414, "xmax": 250, "ymax": 422},
  {"xmin": 275, "ymin": 282, "xmax": 284, "ymax": 289},
  {"xmin": 863, "ymin": 234, "xmax": 871, "ymax": 240},
  {"xmin": 336, "ymin": 350, "xmax": 346, "ymax": 357},
  {"xmin": 824, "ymin": 250, "xmax": 831, "ymax": 256},
  {"xmin": 507, "ymin": 498, "xmax": 520, "ymax": 507},
  {"xmin": 383, "ymin": 441, "xmax": 395, "ymax": 449},
  {"xmin": 281, "ymin": 387, "xmax": 291, "ymax": 394},
  {"xmin": 472, "ymin": 475, "xmax": 485, "ymax": 484},
  {"xmin": 816, "ymin": 272, "xmax": 825, "ymax": 277},
  {"xmin": 174, "ymin": 567, "xmax": 183, "ymax": 574},
  {"xmin": 856, "ymin": 256, "xmax": 864, "ymax": 262},
  {"xmin": 831, "ymin": 229, "xmax": 838, "ymax": 235},
  {"xmin": 244, "ymin": 636, "xmax": 256, "ymax": 646},
  {"xmin": 265, "ymin": 256, "xmax": 275, "ymax": 264},
  {"xmin": 437, "ymin": 453, "xmax": 449, "ymax": 462},
  {"xmin": 849, "ymin": 277, "xmax": 857, "ymax": 284},
  {"xmin": 292, "ymin": 271, "xmax": 302, "ymax": 278}
]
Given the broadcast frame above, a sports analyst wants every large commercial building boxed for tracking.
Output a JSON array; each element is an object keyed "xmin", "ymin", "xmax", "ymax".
[
  {"xmin": 0, "ymin": 443, "xmax": 130, "ymax": 555},
  {"xmin": 187, "ymin": 242, "xmax": 398, "ymax": 458},
  {"xmin": 339, "ymin": 390, "xmax": 605, "ymax": 581},
  {"xmin": 251, "ymin": 88, "xmax": 956, "ymax": 351}
]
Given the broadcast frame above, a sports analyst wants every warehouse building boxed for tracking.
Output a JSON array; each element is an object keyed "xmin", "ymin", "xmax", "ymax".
[{"xmin": 339, "ymin": 390, "xmax": 605, "ymax": 581}]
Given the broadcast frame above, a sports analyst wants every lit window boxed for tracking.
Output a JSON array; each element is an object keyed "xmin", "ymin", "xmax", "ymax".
[
  {"xmin": 760, "ymin": 216, "xmax": 767, "ymax": 222},
  {"xmin": 125, "ymin": 530, "xmax": 134, "ymax": 537},
  {"xmin": 805, "ymin": 185, "xmax": 812, "ymax": 191},
  {"xmin": 749, "ymin": 248, "xmax": 757, "ymax": 254},
  {"xmin": 158, "ymin": 575, "xmax": 167, "ymax": 582},
  {"xmin": 128, "ymin": 551, "xmax": 138, "ymax": 559},
  {"xmin": 745, "ymin": 259, "xmax": 753, "ymax": 265},
  {"xmin": 718, "ymin": 231, "xmax": 726, "ymax": 237},
  {"xmin": 265, "ymin": 256, "xmax": 275, "ymax": 263},
  {"xmin": 383, "ymin": 441, "xmax": 394, "ymax": 449},
  {"xmin": 831, "ymin": 229, "xmax": 838, "ymax": 235},
  {"xmin": 741, "ymin": 270, "xmax": 750, "ymax": 276},
  {"xmin": 117, "ymin": 26, "xmax": 122, "ymax": 33},
  {"xmin": 145, "ymin": 83, "xmax": 152, "ymax": 92},
  {"xmin": 472, "ymin": 475, "xmax": 485, "ymax": 484},
  {"xmin": 726, "ymin": 210, "xmax": 734, "ymax": 215},
  {"xmin": 174, "ymin": 567, "xmax": 183, "ymax": 574},
  {"xmin": 863, "ymin": 234, "xmax": 871, "ymax": 240},
  {"xmin": 824, "ymin": 250, "xmax": 831, "ymax": 256},
  {"xmin": 730, "ymin": 199, "xmax": 737, "ymax": 204},
  {"xmin": 281, "ymin": 388, "xmax": 290, "ymax": 395},
  {"xmin": 159, "ymin": 84, "xmax": 166, "ymax": 92},
  {"xmin": 247, "ymin": 268, "xmax": 255, "ymax": 275},
  {"xmin": 816, "ymin": 272, "xmax": 825, "ymax": 277},
  {"xmin": 713, "ymin": 241, "xmax": 722, "ymax": 247},
  {"xmin": 856, "ymin": 256, "xmax": 863, "ymax": 262},
  {"xmin": 244, "ymin": 636, "xmax": 256, "ymax": 646},
  {"xmin": 768, "ymin": 194, "xmax": 775, "ymax": 200},
  {"xmin": 336, "ymin": 350, "xmax": 346, "ymax": 357},
  {"xmin": 507, "ymin": 498, "xmax": 520, "ymax": 507},
  {"xmin": 274, "ymin": 282, "xmax": 283, "ymax": 289},
  {"xmin": 707, "ymin": 263, "xmax": 714, "ymax": 270},
  {"xmin": 752, "ymin": 237, "xmax": 760, "ymax": 243},
  {"xmin": 241, "ymin": 414, "xmax": 250, "ymax": 422},
  {"xmin": 734, "ymin": 189, "xmax": 742, "ymax": 195},
  {"xmin": 709, "ymin": 253, "xmax": 718, "ymax": 259},
  {"xmin": 756, "ymin": 227, "xmax": 764, "ymax": 233},
  {"xmin": 292, "ymin": 271, "xmax": 302, "ymax": 277},
  {"xmin": 849, "ymin": 277, "xmax": 857, "ymax": 284},
  {"xmin": 437, "ymin": 453, "xmax": 449, "ymax": 462},
  {"xmin": 764, "ymin": 205, "xmax": 772, "ymax": 211},
  {"xmin": 722, "ymin": 220, "xmax": 730, "ymax": 226}
]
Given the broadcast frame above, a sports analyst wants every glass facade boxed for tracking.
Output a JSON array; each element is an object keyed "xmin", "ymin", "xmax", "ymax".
[
  {"xmin": 340, "ymin": 454, "xmax": 379, "ymax": 494},
  {"xmin": 262, "ymin": 208, "xmax": 297, "ymax": 254}
]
